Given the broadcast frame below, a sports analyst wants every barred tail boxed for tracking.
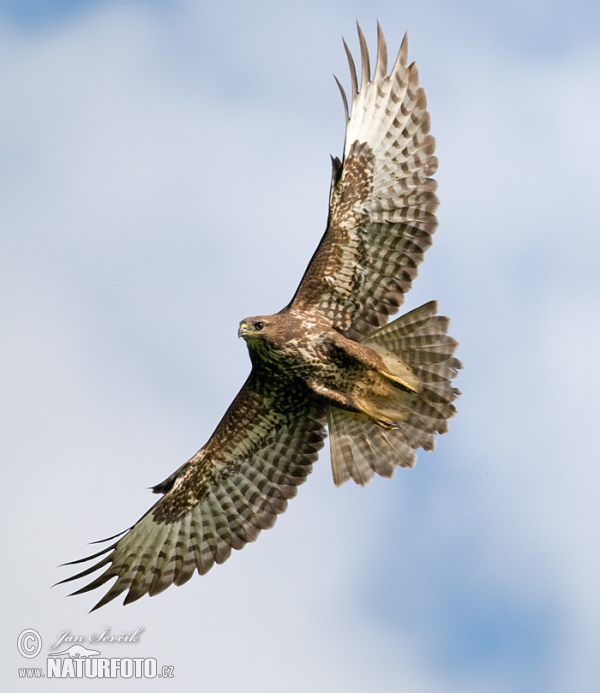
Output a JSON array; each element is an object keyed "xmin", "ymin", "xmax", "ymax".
[{"xmin": 328, "ymin": 301, "xmax": 461, "ymax": 486}]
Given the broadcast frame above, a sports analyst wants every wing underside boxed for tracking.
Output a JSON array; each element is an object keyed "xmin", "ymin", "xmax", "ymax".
[
  {"xmin": 59, "ymin": 376, "xmax": 326, "ymax": 609},
  {"xmin": 290, "ymin": 24, "xmax": 439, "ymax": 342}
]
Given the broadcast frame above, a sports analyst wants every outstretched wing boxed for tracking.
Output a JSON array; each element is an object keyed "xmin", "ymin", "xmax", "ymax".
[
  {"xmin": 290, "ymin": 23, "xmax": 438, "ymax": 341},
  {"xmin": 59, "ymin": 375, "xmax": 326, "ymax": 610}
]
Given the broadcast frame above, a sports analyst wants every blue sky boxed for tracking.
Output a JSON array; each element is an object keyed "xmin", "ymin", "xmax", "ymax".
[{"xmin": 2, "ymin": 1, "xmax": 599, "ymax": 691}]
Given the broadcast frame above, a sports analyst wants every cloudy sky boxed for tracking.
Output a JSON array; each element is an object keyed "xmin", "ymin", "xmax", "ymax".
[{"xmin": 2, "ymin": 1, "xmax": 599, "ymax": 691}]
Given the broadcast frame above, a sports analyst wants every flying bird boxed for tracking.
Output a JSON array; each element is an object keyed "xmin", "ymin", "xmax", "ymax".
[{"xmin": 61, "ymin": 23, "xmax": 461, "ymax": 610}]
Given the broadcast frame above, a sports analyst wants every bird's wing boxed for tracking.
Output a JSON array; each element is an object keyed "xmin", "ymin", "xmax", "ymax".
[
  {"xmin": 59, "ymin": 375, "xmax": 326, "ymax": 610},
  {"xmin": 289, "ymin": 23, "xmax": 438, "ymax": 341}
]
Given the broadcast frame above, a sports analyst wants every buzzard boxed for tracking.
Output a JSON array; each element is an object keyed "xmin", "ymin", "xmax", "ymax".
[{"xmin": 61, "ymin": 23, "xmax": 460, "ymax": 610}]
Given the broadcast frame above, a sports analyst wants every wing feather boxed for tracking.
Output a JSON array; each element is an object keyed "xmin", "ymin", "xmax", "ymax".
[
  {"xmin": 290, "ymin": 25, "xmax": 438, "ymax": 341},
  {"xmin": 59, "ymin": 375, "xmax": 326, "ymax": 609}
]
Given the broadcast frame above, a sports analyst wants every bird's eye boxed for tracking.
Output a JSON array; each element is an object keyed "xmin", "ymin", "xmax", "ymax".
[{"xmin": 254, "ymin": 321, "xmax": 265, "ymax": 331}]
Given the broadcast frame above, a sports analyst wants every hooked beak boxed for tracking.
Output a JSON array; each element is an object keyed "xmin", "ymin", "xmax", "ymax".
[{"xmin": 238, "ymin": 322, "xmax": 247, "ymax": 338}]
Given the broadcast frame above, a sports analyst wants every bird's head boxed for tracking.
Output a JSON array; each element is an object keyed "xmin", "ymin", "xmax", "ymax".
[{"xmin": 238, "ymin": 315, "xmax": 274, "ymax": 342}]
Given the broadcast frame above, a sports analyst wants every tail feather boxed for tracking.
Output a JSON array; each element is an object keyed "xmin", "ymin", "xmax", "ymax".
[
  {"xmin": 328, "ymin": 301, "xmax": 461, "ymax": 485},
  {"xmin": 412, "ymin": 360, "xmax": 462, "ymax": 382},
  {"xmin": 328, "ymin": 409, "xmax": 416, "ymax": 486}
]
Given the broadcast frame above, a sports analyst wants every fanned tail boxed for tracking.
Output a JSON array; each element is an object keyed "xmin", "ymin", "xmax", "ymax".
[
  {"xmin": 328, "ymin": 300, "xmax": 461, "ymax": 486},
  {"xmin": 328, "ymin": 408, "xmax": 417, "ymax": 486}
]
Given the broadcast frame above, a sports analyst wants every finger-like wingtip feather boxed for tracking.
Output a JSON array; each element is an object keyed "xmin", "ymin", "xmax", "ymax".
[
  {"xmin": 89, "ymin": 582, "xmax": 128, "ymax": 612},
  {"xmin": 55, "ymin": 555, "xmax": 113, "ymax": 586},
  {"xmin": 88, "ymin": 528, "xmax": 129, "ymax": 545},
  {"xmin": 356, "ymin": 22, "xmax": 371, "ymax": 88},
  {"xmin": 393, "ymin": 31, "xmax": 409, "ymax": 73},
  {"xmin": 58, "ymin": 541, "xmax": 117, "ymax": 568},
  {"xmin": 342, "ymin": 37, "xmax": 358, "ymax": 101},
  {"xmin": 334, "ymin": 74, "xmax": 349, "ymax": 121},
  {"xmin": 375, "ymin": 20, "xmax": 388, "ymax": 79}
]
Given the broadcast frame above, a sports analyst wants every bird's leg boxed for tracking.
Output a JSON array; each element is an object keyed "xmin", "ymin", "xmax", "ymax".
[
  {"xmin": 308, "ymin": 380, "xmax": 399, "ymax": 430},
  {"xmin": 307, "ymin": 380, "xmax": 361, "ymax": 412}
]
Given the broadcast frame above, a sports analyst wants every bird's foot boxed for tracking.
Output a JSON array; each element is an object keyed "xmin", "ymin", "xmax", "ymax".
[{"xmin": 375, "ymin": 417, "xmax": 399, "ymax": 431}]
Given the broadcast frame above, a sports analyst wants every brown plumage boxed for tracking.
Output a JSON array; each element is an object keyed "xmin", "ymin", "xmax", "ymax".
[{"xmin": 59, "ymin": 23, "xmax": 460, "ymax": 610}]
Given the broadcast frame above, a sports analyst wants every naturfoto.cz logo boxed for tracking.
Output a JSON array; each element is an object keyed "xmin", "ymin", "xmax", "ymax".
[
  {"xmin": 17, "ymin": 628, "xmax": 174, "ymax": 680},
  {"xmin": 20, "ymin": 658, "xmax": 173, "ymax": 679}
]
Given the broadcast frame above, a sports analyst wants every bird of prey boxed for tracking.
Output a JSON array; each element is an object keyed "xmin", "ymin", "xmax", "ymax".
[{"xmin": 61, "ymin": 23, "xmax": 461, "ymax": 610}]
